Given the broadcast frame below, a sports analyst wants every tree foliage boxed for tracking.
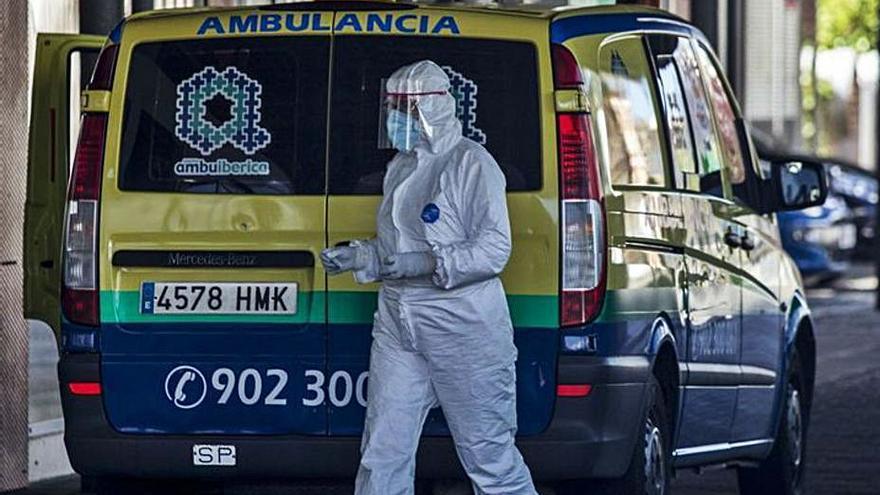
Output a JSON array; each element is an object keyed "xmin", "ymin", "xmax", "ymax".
[{"xmin": 817, "ymin": 0, "xmax": 878, "ymax": 51}]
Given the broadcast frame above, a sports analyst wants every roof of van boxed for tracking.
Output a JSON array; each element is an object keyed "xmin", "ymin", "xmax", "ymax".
[{"xmin": 124, "ymin": 1, "xmax": 686, "ymax": 24}]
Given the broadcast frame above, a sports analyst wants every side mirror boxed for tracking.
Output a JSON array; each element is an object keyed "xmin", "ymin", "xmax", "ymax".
[{"xmin": 770, "ymin": 159, "xmax": 828, "ymax": 212}]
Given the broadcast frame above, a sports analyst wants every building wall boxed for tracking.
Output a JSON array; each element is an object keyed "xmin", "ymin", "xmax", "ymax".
[
  {"xmin": 743, "ymin": 0, "xmax": 803, "ymax": 144},
  {"xmin": 30, "ymin": 0, "xmax": 81, "ymax": 167},
  {"xmin": 660, "ymin": 0, "xmax": 692, "ymax": 19},
  {"xmin": 0, "ymin": 0, "xmax": 36, "ymax": 489}
]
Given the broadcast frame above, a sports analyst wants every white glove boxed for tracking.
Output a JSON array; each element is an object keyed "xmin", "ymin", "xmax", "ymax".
[
  {"xmin": 379, "ymin": 252, "xmax": 436, "ymax": 280},
  {"xmin": 320, "ymin": 246, "xmax": 360, "ymax": 275}
]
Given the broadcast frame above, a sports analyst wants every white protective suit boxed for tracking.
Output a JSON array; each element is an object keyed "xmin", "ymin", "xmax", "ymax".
[{"xmin": 344, "ymin": 61, "xmax": 536, "ymax": 495}]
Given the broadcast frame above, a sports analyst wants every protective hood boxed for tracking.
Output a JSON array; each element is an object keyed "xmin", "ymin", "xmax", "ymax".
[{"xmin": 385, "ymin": 60, "xmax": 462, "ymax": 155}]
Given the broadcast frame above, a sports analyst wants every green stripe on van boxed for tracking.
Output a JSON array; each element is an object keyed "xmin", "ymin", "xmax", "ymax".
[
  {"xmin": 508, "ymin": 294, "xmax": 558, "ymax": 327},
  {"xmin": 327, "ymin": 292, "xmax": 558, "ymax": 327},
  {"xmin": 101, "ymin": 290, "xmax": 559, "ymax": 328}
]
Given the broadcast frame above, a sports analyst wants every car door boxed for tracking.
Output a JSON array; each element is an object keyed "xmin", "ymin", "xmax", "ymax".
[
  {"xmin": 98, "ymin": 23, "xmax": 332, "ymax": 435},
  {"xmin": 695, "ymin": 42, "xmax": 783, "ymax": 443},
  {"xmin": 324, "ymin": 12, "xmax": 558, "ymax": 436},
  {"xmin": 647, "ymin": 34, "xmax": 741, "ymax": 451},
  {"xmin": 24, "ymin": 34, "xmax": 104, "ymax": 334}
]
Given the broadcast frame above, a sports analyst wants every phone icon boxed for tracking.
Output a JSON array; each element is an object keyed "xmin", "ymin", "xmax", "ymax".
[
  {"xmin": 165, "ymin": 366, "xmax": 206, "ymax": 410},
  {"xmin": 175, "ymin": 371, "xmax": 196, "ymax": 404}
]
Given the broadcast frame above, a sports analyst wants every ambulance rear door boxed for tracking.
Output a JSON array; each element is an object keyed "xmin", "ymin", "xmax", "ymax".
[
  {"xmin": 325, "ymin": 8, "xmax": 560, "ymax": 436},
  {"xmin": 24, "ymin": 33, "xmax": 104, "ymax": 334}
]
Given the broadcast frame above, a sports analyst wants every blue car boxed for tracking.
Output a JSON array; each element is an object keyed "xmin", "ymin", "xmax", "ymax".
[
  {"xmin": 826, "ymin": 161, "xmax": 878, "ymax": 260},
  {"xmin": 776, "ymin": 193, "xmax": 856, "ymax": 282},
  {"xmin": 751, "ymin": 129, "xmax": 859, "ymax": 282}
]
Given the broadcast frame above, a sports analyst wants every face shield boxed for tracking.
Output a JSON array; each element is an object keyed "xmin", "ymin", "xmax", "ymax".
[{"xmin": 377, "ymin": 82, "xmax": 448, "ymax": 151}]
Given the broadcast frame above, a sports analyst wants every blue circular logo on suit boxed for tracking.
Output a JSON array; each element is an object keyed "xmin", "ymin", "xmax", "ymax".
[{"xmin": 421, "ymin": 203, "xmax": 440, "ymax": 223}]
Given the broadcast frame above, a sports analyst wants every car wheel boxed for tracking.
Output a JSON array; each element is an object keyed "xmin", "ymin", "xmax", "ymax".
[
  {"xmin": 557, "ymin": 377, "xmax": 671, "ymax": 495},
  {"xmin": 737, "ymin": 353, "xmax": 808, "ymax": 495}
]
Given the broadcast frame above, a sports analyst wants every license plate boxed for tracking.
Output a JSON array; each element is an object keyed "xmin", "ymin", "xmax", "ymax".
[
  {"xmin": 193, "ymin": 444, "xmax": 236, "ymax": 466},
  {"xmin": 140, "ymin": 282, "xmax": 297, "ymax": 315}
]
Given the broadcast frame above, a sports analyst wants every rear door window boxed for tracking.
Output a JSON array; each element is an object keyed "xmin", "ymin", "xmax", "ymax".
[
  {"xmin": 647, "ymin": 35, "xmax": 699, "ymax": 190},
  {"xmin": 695, "ymin": 43, "xmax": 746, "ymax": 186},
  {"xmin": 671, "ymin": 39, "xmax": 725, "ymax": 197},
  {"xmin": 597, "ymin": 36, "xmax": 667, "ymax": 188},
  {"xmin": 118, "ymin": 37, "xmax": 330, "ymax": 195},
  {"xmin": 327, "ymin": 36, "xmax": 541, "ymax": 194}
]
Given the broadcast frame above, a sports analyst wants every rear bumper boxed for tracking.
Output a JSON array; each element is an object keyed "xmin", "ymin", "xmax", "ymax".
[{"xmin": 60, "ymin": 353, "xmax": 649, "ymax": 481}]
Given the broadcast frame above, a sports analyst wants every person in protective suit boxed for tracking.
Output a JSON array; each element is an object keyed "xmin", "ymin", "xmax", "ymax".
[{"xmin": 320, "ymin": 60, "xmax": 536, "ymax": 495}]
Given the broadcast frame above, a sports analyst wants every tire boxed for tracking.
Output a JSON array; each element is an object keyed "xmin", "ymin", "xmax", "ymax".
[
  {"xmin": 556, "ymin": 376, "xmax": 672, "ymax": 495},
  {"xmin": 737, "ymin": 353, "xmax": 808, "ymax": 495}
]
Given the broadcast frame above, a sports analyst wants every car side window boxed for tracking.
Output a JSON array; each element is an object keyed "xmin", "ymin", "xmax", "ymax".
[
  {"xmin": 647, "ymin": 35, "xmax": 699, "ymax": 190},
  {"xmin": 695, "ymin": 43, "xmax": 749, "ymax": 196},
  {"xmin": 668, "ymin": 39, "xmax": 725, "ymax": 197},
  {"xmin": 598, "ymin": 36, "xmax": 667, "ymax": 188}
]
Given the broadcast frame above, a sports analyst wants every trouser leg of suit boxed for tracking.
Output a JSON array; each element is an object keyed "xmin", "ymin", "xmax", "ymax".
[
  {"xmin": 432, "ymin": 362, "xmax": 537, "ymax": 495},
  {"xmin": 354, "ymin": 310, "xmax": 437, "ymax": 495}
]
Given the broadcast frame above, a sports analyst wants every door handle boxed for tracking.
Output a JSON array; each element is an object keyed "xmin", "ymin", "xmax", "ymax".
[
  {"xmin": 740, "ymin": 233, "xmax": 756, "ymax": 251},
  {"xmin": 723, "ymin": 230, "xmax": 742, "ymax": 248}
]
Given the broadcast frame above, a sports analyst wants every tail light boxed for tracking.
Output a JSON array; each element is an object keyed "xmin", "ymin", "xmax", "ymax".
[
  {"xmin": 553, "ymin": 44, "xmax": 607, "ymax": 327},
  {"xmin": 61, "ymin": 113, "xmax": 106, "ymax": 326},
  {"xmin": 88, "ymin": 44, "xmax": 118, "ymax": 90},
  {"xmin": 68, "ymin": 382, "xmax": 102, "ymax": 396},
  {"xmin": 61, "ymin": 42, "xmax": 117, "ymax": 327},
  {"xmin": 552, "ymin": 44, "xmax": 583, "ymax": 89},
  {"xmin": 557, "ymin": 384, "xmax": 593, "ymax": 397}
]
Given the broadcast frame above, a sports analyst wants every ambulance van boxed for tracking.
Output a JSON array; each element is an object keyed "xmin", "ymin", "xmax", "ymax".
[{"xmin": 24, "ymin": 2, "xmax": 825, "ymax": 494}]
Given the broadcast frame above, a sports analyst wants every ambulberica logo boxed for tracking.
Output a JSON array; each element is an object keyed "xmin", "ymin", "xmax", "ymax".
[
  {"xmin": 176, "ymin": 66, "xmax": 271, "ymax": 156},
  {"xmin": 442, "ymin": 66, "xmax": 486, "ymax": 145},
  {"xmin": 173, "ymin": 66, "xmax": 271, "ymax": 177}
]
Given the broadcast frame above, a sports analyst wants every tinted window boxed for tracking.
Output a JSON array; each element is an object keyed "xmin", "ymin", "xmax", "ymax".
[
  {"xmin": 328, "ymin": 36, "xmax": 541, "ymax": 195},
  {"xmin": 648, "ymin": 36, "xmax": 699, "ymax": 190},
  {"xmin": 655, "ymin": 58, "xmax": 697, "ymax": 187},
  {"xmin": 696, "ymin": 44, "xmax": 747, "ymax": 188},
  {"xmin": 671, "ymin": 40, "xmax": 724, "ymax": 197},
  {"xmin": 598, "ymin": 37, "xmax": 666, "ymax": 188},
  {"xmin": 119, "ymin": 37, "xmax": 329, "ymax": 195}
]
